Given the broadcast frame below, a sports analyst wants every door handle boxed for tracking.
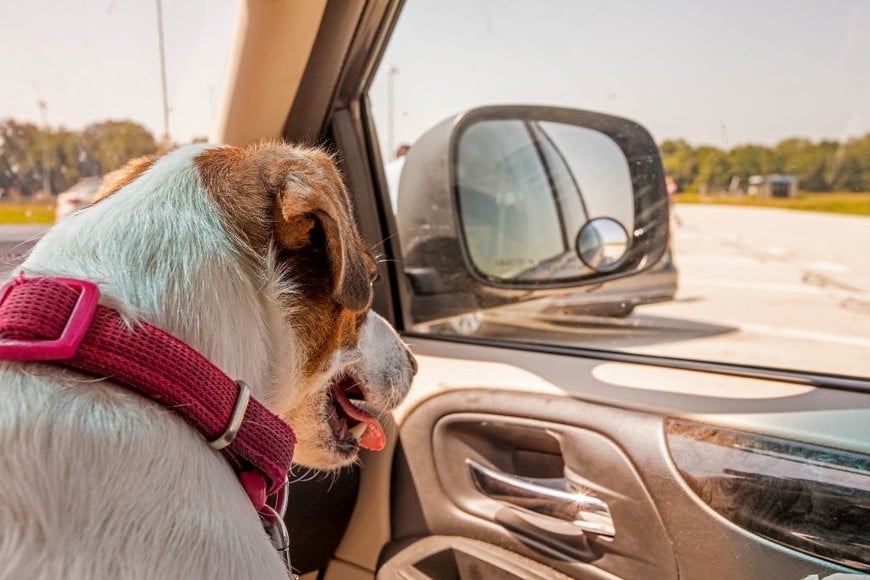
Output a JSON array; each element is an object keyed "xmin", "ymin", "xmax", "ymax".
[{"xmin": 467, "ymin": 459, "xmax": 616, "ymax": 538}]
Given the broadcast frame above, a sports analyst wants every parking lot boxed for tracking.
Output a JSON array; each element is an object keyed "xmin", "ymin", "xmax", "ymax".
[{"xmin": 477, "ymin": 205, "xmax": 870, "ymax": 378}]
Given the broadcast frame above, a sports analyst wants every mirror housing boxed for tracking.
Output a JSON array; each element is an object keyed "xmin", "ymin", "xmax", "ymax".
[{"xmin": 396, "ymin": 105, "xmax": 669, "ymax": 325}]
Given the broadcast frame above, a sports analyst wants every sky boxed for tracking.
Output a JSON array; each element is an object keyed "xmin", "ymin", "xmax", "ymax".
[
  {"xmin": 0, "ymin": 0, "xmax": 237, "ymax": 143},
  {"xmin": 2, "ymin": 0, "xmax": 869, "ymax": 151},
  {"xmin": 369, "ymin": 0, "xmax": 870, "ymax": 157}
]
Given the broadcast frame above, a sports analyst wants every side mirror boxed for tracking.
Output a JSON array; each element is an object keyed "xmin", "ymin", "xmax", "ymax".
[{"xmin": 396, "ymin": 105, "xmax": 669, "ymax": 325}]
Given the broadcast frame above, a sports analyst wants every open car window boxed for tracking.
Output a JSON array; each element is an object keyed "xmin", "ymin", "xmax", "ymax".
[{"xmin": 368, "ymin": 0, "xmax": 870, "ymax": 381}]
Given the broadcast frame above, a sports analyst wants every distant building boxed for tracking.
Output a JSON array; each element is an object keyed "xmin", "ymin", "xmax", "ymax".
[{"xmin": 747, "ymin": 174, "xmax": 799, "ymax": 198}]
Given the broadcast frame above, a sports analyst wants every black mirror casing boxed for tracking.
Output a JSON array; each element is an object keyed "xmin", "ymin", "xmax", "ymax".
[{"xmin": 396, "ymin": 105, "xmax": 669, "ymax": 325}]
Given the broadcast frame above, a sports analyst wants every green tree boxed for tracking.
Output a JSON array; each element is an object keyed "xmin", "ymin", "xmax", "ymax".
[
  {"xmin": 660, "ymin": 139, "xmax": 698, "ymax": 190},
  {"xmin": 79, "ymin": 120, "xmax": 158, "ymax": 176},
  {"xmin": 0, "ymin": 120, "xmax": 44, "ymax": 196},
  {"xmin": 727, "ymin": 145, "xmax": 776, "ymax": 179},
  {"xmin": 693, "ymin": 146, "xmax": 731, "ymax": 192},
  {"xmin": 658, "ymin": 134, "xmax": 870, "ymax": 194},
  {"xmin": 773, "ymin": 138, "xmax": 836, "ymax": 192},
  {"xmin": 48, "ymin": 128, "xmax": 85, "ymax": 195},
  {"xmin": 0, "ymin": 118, "xmax": 158, "ymax": 198},
  {"xmin": 828, "ymin": 136, "xmax": 870, "ymax": 192}
]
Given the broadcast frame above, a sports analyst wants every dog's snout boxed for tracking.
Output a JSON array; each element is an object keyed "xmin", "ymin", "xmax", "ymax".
[{"xmin": 407, "ymin": 350, "xmax": 418, "ymax": 376}]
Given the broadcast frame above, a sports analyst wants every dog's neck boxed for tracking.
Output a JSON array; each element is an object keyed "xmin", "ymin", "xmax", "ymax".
[{"xmin": 20, "ymin": 146, "xmax": 300, "ymax": 411}]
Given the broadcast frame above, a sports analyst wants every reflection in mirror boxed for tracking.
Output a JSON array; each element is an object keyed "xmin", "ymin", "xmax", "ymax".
[
  {"xmin": 455, "ymin": 119, "xmax": 633, "ymax": 283},
  {"xmin": 576, "ymin": 217, "xmax": 629, "ymax": 272}
]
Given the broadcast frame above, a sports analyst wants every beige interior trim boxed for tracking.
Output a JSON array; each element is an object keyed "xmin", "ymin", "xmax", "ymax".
[
  {"xmin": 591, "ymin": 363, "xmax": 815, "ymax": 399},
  {"xmin": 392, "ymin": 354, "xmax": 566, "ymax": 425},
  {"xmin": 326, "ymin": 416, "xmax": 400, "ymax": 578},
  {"xmin": 211, "ymin": 0, "xmax": 327, "ymax": 146}
]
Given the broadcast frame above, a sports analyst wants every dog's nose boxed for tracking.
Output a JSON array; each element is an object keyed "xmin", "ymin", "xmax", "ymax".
[{"xmin": 407, "ymin": 350, "xmax": 419, "ymax": 376}]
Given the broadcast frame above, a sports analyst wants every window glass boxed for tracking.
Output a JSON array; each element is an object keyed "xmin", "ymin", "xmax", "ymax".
[
  {"xmin": 536, "ymin": 123, "xmax": 633, "ymax": 233},
  {"xmin": 1, "ymin": 0, "xmax": 236, "ymax": 266},
  {"xmin": 369, "ymin": 0, "xmax": 870, "ymax": 378},
  {"xmin": 457, "ymin": 120, "xmax": 566, "ymax": 279}
]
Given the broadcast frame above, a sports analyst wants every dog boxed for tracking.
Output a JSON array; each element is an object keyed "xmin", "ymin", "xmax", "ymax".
[{"xmin": 0, "ymin": 142, "xmax": 416, "ymax": 579}]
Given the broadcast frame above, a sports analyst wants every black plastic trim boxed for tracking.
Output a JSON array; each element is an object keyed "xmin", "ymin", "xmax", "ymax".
[
  {"xmin": 286, "ymin": 0, "xmax": 407, "ymax": 327},
  {"xmin": 666, "ymin": 419, "xmax": 869, "ymax": 571},
  {"xmin": 282, "ymin": 0, "xmax": 367, "ymax": 145}
]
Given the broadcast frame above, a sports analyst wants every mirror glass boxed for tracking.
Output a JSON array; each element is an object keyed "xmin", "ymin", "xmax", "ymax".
[
  {"xmin": 576, "ymin": 217, "xmax": 629, "ymax": 272},
  {"xmin": 455, "ymin": 119, "xmax": 634, "ymax": 282}
]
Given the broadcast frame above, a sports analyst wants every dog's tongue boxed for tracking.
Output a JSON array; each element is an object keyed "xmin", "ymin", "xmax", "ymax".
[{"xmin": 331, "ymin": 384, "xmax": 386, "ymax": 451}]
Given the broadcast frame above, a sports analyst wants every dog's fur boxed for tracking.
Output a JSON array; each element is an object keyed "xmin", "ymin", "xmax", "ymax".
[{"xmin": 0, "ymin": 143, "xmax": 416, "ymax": 579}]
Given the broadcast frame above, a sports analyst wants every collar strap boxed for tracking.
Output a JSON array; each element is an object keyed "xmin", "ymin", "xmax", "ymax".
[{"xmin": 0, "ymin": 276, "xmax": 295, "ymax": 501}]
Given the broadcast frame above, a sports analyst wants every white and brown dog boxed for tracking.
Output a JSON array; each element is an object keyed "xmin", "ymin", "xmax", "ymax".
[{"xmin": 0, "ymin": 143, "xmax": 416, "ymax": 579}]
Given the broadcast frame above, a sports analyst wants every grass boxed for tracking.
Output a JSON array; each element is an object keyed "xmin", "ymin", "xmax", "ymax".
[
  {"xmin": 0, "ymin": 202, "xmax": 56, "ymax": 224},
  {"xmin": 1, "ymin": 193, "xmax": 868, "ymax": 223},
  {"xmin": 675, "ymin": 192, "xmax": 870, "ymax": 216}
]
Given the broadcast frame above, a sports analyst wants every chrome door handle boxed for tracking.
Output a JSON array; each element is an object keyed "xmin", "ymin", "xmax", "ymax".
[{"xmin": 467, "ymin": 459, "xmax": 616, "ymax": 538}]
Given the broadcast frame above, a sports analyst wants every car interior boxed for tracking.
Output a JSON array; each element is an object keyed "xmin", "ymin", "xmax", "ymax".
[
  {"xmin": 4, "ymin": 1, "xmax": 867, "ymax": 579},
  {"xmin": 201, "ymin": 3, "xmax": 870, "ymax": 579}
]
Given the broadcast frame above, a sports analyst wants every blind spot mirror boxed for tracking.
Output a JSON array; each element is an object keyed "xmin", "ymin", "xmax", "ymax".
[{"xmin": 576, "ymin": 217, "xmax": 629, "ymax": 273}]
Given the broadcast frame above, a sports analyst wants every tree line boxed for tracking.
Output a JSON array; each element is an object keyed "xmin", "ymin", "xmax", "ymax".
[
  {"xmin": 3, "ymin": 117, "xmax": 870, "ymax": 198},
  {"xmin": 0, "ymin": 119, "xmax": 166, "ymax": 199},
  {"xmin": 661, "ymin": 134, "xmax": 870, "ymax": 193}
]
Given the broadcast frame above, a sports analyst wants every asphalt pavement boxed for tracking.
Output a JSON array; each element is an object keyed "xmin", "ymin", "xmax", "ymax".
[
  {"xmin": 470, "ymin": 205, "xmax": 870, "ymax": 378},
  {"xmin": 634, "ymin": 205, "xmax": 869, "ymax": 377}
]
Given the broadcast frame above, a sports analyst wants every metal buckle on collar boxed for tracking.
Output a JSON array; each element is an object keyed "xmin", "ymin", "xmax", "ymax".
[
  {"xmin": 208, "ymin": 380, "xmax": 251, "ymax": 450},
  {"xmin": 0, "ymin": 276, "xmax": 100, "ymax": 360},
  {"xmin": 261, "ymin": 477, "xmax": 297, "ymax": 579}
]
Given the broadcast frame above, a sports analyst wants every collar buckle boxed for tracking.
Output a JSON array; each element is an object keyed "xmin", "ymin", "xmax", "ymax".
[{"xmin": 0, "ymin": 276, "xmax": 100, "ymax": 360}]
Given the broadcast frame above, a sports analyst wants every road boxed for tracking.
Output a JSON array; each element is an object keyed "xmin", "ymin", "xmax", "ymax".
[
  {"xmin": 0, "ymin": 225, "xmax": 47, "ymax": 274},
  {"xmin": 471, "ymin": 205, "xmax": 870, "ymax": 378},
  {"xmin": 636, "ymin": 205, "xmax": 869, "ymax": 376}
]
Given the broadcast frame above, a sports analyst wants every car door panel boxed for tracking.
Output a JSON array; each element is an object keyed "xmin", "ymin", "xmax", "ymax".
[
  {"xmin": 321, "ymin": 338, "xmax": 867, "ymax": 579},
  {"xmin": 401, "ymin": 410, "xmax": 677, "ymax": 579}
]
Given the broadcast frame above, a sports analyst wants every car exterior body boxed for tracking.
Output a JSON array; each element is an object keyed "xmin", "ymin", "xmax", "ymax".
[{"xmin": 54, "ymin": 177, "xmax": 101, "ymax": 221}]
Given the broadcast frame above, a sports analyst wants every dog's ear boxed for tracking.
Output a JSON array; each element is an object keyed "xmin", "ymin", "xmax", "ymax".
[
  {"xmin": 194, "ymin": 144, "xmax": 373, "ymax": 311},
  {"xmin": 94, "ymin": 154, "xmax": 160, "ymax": 203},
  {"xmin": 272, "ymin": 151, "xmax": 373, "ymax": 313}
]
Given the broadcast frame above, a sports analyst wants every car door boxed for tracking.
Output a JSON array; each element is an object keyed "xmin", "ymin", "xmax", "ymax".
[{"xmin": 213, "ymin": 2, "xmax": 869, "ymax": 578}]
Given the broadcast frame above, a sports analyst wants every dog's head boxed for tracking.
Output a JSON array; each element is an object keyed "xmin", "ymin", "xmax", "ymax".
[{"xmin": 93, "ymin": 143, "xmax": 417, "ymax": 470}]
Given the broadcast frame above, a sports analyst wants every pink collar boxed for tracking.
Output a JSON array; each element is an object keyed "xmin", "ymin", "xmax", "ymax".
[{"xmin": 0, "ymin": 276, "xmax": 296, "ymax": 512}]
